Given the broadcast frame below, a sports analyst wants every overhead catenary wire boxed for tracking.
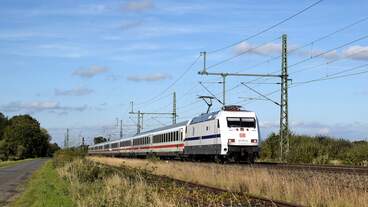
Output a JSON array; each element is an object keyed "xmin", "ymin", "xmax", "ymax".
[
  {"xmin": 135, "ymin": 13, "xmax": 367, "ymax": 124},
  {"xmin": 208, "ymin": 0, "xmax": 324, "ymax": 54},
  {"xmin": 234, "ymin": 16, "xmax": 368, "ymax": 75},
  {"xmin": 207, "ymin": 36, "xmax": 282, "ymax": 69},
  {"xmin": 237, "ymin": 63, "xmax": 368, "ymax": 106},
  {"xmin": 135, "ymin": 54, "xmax": 201, "ymax": 107}
]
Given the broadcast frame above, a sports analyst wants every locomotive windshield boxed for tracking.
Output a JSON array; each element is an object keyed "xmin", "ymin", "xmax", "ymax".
[{"xmin": 227, "ymin": 117, "xmax": 256, "ymax": 128}]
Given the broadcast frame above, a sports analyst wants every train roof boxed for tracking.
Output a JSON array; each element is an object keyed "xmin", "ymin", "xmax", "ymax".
[
  {"xmin": 189, "ymin": 106, "xmax": 254, "ymax": 125},
  {"xmin": 134, "ymin": 120, "xmax": 188, "ymax": 136},
  {"xmin": 190, "ymin": 111, "xmax": 219, "ymax": 124}
]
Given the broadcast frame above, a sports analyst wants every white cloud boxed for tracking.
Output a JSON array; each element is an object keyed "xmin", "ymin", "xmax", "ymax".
[
  {"xmin": 122, "ymin": 0, "xmax": 154, "ymax": 12},
  {"xmin": 233, "ymin": 42, "xmax": 342, "ymax": 60},
  {"xmin": 297, "ymin": 49, "xmax": 340, "ymax": 60},
  {"xmin": 127, "ymin": 73, "xmax": 170, "ymax": 82},
  {"xmin": 233, "ymin": 42, "xmax": 281, "ymax": 56},
  {"xmin": 343, "ymin": 45, "xmax": 368, "ymax": 61},
  {"xmin": 0, "ymin": 101, "xmax": 87, "ymax": 113},
  {"xmin": 318, "ymin": 127, "xmax": 330, "ymax": 134},
  {"xmin": 73, "ymin": 66, "xmax": 109, "ymax": 78},
  {"xmin": 54, "ymin": 87, "xmax": 94, "ymax": 96}
]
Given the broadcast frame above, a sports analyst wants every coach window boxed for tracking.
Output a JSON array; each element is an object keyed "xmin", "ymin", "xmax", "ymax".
[
  {"xmin": 192, "ymin": 128, "xmax": 195, "ymax": 136},
  {"xmin": 206, "ymin": 126, "xmax": 209, "ymax": 131}
]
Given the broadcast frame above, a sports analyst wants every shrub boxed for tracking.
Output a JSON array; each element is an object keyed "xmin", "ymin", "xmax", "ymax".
[{"xmin": 260, "ymin": 133, "xmax": 367, "ymax": 165}]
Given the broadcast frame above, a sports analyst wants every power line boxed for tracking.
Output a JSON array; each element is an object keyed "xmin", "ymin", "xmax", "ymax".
[
  {"xmin": 238, "ymin": 33, "xmax": 368, "ymax": 87},
  {"xmin": 208, "ymin": 0, "xmax": 324, "ymax": 54},
  {"xmin": 288, "ymin": 34, "xmax": 368, "ymax": 69},
  {"xmin": 237, "ymin": 64, "xmax": 368, "ymax": 106},
  {"xmin": 293, "ymin": 63, "xmax": 368, "ymax": 85},
  {"xmin": 135, "ymin": 54, "xmax": 201, "ymax": 106},
  {"xmin": 235, "ymin": 16, "xmax": 368, "ymax": 75},
  {"xmin": 207, "ymin": 36, "xmax": 281, "ymax": 69}
]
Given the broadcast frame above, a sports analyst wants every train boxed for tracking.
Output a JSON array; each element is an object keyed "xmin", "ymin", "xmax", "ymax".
[{"xmin": 88, "ymin": 105, "xmax": 260, "ymax": 162}]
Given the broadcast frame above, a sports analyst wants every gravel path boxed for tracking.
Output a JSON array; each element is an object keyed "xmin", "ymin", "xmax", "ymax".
[{"xmin": 0, "ymin": 158, "xmax": 47, "ymax": 205}]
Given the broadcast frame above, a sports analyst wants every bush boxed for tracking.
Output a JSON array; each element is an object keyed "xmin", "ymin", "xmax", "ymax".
[
  {"xmin": 260, "ymin": 133, "xmax": 368, "ymax": 165},
  {"xmin": 344, "ymin": 142, "xmax": 368, "ymax": 166},
  {"xmin": 53, "ymin": 148, "xmax": 86, "ymax": 168},
  {"xmin": 57, "ymin": 159, "xmax": 174, "ymax": 207}
]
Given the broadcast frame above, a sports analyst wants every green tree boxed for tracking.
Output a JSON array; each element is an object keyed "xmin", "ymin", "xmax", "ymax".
[
  {"xmin": 260, "ymin": 133, "xmax": 280, "ymax": 160},
  {"xmin": 0, "ymin": 112, "xmax": 8, "ymax": 139},
  {"xmin": 94, "ymin": 136, "xmax": 107, "ymax": 144},
  {"xmin": 48, "ymin": 142, "xmax": 61, "ymax": 156},
  {"xmin": 2, "ymin": 115, "xmax": 50, "ymax": 160}
]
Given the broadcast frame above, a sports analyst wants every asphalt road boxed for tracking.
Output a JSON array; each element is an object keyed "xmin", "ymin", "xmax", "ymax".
[{"xmin": 0, "ymin": 159, "xmax": 47, "ymax": 205}]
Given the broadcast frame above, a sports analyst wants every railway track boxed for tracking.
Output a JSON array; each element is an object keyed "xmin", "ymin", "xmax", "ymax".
[
  {"xmin": 252, "ymin": 162, "xmax": 368, "ymax": 175},
  {"xmin": 167, "ymin": 176, "xmax": 304, "ymax": 207},
  {"xmin": 103, "ymin": 162, "xmax": 304, "ymax": 207}
]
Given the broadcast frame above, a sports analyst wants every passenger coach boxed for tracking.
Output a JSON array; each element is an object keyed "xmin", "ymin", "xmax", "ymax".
[{"xmin": 88, "ymin": 105, "xmax": 260, "ymax": 162}]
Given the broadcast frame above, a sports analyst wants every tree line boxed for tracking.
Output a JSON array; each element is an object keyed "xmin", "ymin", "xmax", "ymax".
[
  {"xmin": 0, "ymin": 112, "xmax": 60, "ymax": 161},
  {"xmin": 260, "ymin": 133, "xmax": 368, "ymax": 165}
]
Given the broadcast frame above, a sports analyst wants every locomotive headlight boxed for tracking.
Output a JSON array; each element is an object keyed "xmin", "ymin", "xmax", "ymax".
[
  {"xmin": 251, "ymin": 139, "xmax": 258, "ymax": 143},
  {"xmin": 228, "ymin": 139, "xmax": 235, "ymax": 143}
]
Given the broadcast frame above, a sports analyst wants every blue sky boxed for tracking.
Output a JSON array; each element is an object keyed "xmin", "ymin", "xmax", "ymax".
[{"xmin": 1, "ymin": 0, "xmax": 368, "ymax": 146}]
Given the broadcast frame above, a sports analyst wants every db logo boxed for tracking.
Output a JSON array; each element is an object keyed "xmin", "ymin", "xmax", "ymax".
[{"xmin": 240, "ymin": 133, "xmax": 246, "ymax": 138}]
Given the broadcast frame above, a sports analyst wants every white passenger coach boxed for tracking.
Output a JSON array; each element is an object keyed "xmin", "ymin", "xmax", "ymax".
[{"xmin": 88, "ymin": 105, "xmax": 260, "ymax": 162}]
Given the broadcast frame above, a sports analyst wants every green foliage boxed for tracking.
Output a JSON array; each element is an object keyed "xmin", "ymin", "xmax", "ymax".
[
  {"xmin": 260, "ymin": 133, "xmax": 368, "ymax": 165},
  {"xmin": 11, "ymin": 160, "xmax": 74, "ymax": 207},
  {"xmin": 0, "ymin": 112, "xmax": 59, "ymax": 161},
  {"xmin": 53, "ymin": 148, "xmax": 87, "ymax": 168},
  {"xmin": 344, "ymin": 141, "xmax": 368, "ymax": 165},
  {"xmin": 93, "ymin": 136, "xmax": 107, "ymax": 144},
  {"xmin": 0, "ymin": 112, "xmax": 8, "ymax": 140}
]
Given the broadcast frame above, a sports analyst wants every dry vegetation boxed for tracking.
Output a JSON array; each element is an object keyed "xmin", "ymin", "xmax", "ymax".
[
  {"xmin": 57, "ymin": 159, "xmax": 177, "ymax": 207},
  {"xmin": 56, "ymin": 157, "xmax": 255, "ymax": 207},
  {"xmin": 89, "ymin": 156, "xmax": 368, "ymax": 207}
]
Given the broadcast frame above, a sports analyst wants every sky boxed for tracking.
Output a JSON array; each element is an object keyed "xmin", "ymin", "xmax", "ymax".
[{"xmin": 1, "ymin": 0, "xmax": 368, "ymax": 147}]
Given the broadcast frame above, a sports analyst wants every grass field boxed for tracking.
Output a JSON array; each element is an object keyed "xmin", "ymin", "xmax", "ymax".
[
  {"xmin": 11, "ymin": 160, "xmax": 74, "ymax": 207},
  {"xmin": 0, "ymin": 159, "xmax": 34, "ymax": 168},
  {"xmin": 89, "ymin": 156, "xmax": 368, "ymax": 207}
]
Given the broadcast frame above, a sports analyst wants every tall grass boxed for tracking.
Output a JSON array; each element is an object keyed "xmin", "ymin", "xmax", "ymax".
[
  {"xmin": 90, "ymin": 156, "xmax": 368, "ymax": 207},
  {"xmin": 57, "ymin": 158, "xmax": 176, "ymax": 207}
]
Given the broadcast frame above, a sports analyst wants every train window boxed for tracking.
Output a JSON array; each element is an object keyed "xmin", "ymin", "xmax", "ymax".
[
  {"xmin": 227, "ymin": 117, "xmax": 256, "ymax": 128},
  {"xmin": 217, "ymin": 120, "xmax": 220, "ymax": 128},
  {"xmin": 180, "ymin": 132, "xmax": 183, "ymax": 141},
  {"xmin": 206, "ymin": 126, "xmax": 209, "ymax": 131},
  {"xmin": 192, "ymin": 128, "xmax": 195, "ymax": 136}
]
